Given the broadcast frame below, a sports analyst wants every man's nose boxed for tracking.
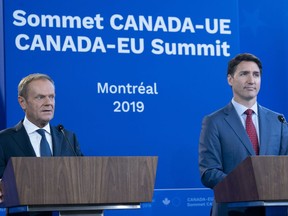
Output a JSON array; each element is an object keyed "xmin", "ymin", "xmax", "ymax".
[
  {"xmin": 44, "ymin": 96, "xmax": 54, "ymax": 104},
  {"xmin": 247, "ymin": 74, "xmax": 255, "ymax": 83}
]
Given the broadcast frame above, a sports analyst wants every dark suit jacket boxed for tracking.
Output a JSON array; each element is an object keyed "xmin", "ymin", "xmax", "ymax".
[
  {"xmin": 199, "ymin": 102, "xmax": 288, "ymax": 216},
  {"xmin": 0, "ymin": 121, "xmax": 83, "ymax": 177}
]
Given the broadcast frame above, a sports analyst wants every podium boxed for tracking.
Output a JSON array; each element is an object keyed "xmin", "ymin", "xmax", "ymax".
[
  {"xmin": 214, "ymin": 156, "xmax": 288, "ymax": 215},
  {"xmin": 0, "ymin": 156, "xmax": 158, "ymax": 216}
]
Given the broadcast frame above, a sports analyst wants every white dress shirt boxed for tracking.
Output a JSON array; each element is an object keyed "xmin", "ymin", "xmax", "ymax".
[
  {"xmin": 231, "ymin": 99, "xmax": 260, "ymax": 145},
  {"xmin": 23, "ymin": 117, "xmax": 53, "ymax": 156}
]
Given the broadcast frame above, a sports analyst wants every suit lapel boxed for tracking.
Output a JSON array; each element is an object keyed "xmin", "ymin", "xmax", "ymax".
[
  {"xmin": 257, "ymin": 105, "xmax": 269, "ymax": 154},
  {"xmin": 14, "ymin": 121, "xmax": 37, "ymax": 156},
  {"xmin": 224, "ymin": 103, "xmax": 255, "ymax": 155},
  {"xmin": 50, "ymin": 126, "xmax": 64, "ymax": 156}
]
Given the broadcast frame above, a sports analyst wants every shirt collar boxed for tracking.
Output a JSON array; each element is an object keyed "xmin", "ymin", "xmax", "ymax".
[
  {"xmin": 231, "ymin": 99, "xmax": 258, "ymax": 116},
  {"xmin": 23, "ymin": 116, "xmax": 51, "ymax": 134}
]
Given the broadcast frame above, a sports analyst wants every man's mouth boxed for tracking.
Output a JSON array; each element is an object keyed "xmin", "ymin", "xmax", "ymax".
[
  {"xmin": 245, "ymin": 87, "xmax": 255, "ymax": 90},
  {"xmin": 42, "ymin": 110, "xmax": 53, "ymax": 113}
]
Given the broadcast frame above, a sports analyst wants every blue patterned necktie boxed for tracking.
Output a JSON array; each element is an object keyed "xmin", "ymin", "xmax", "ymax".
[{"xmin": 37, "ymin": 129, "xmax": 52, "ymax": 156}]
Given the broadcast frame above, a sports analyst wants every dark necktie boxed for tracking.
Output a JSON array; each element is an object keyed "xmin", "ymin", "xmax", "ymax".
[
  {"xmin": 245, "ymin": 109, "xmax": 259, "ymax": 155},
  {"xmin": 37, "ymin": 129, "xmax": 52, "ymax": 157}
]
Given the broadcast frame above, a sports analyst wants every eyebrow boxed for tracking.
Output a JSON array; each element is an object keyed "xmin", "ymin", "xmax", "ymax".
[{"xmin": 239, "ymin": 70, "xmax": 260, "ymax": 73}]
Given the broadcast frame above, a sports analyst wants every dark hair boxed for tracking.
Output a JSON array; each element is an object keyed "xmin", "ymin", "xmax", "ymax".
[
  {"xmin": 18, "ymin": 73, "xmax": 54, "ymax": 98},
  {"xmin": 227, "ymin": 53, "xmax": 262, "ymax": 77}
]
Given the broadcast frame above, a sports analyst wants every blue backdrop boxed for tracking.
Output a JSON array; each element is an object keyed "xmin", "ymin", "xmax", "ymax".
[{"xmin": 1, "ymin": 0, "xmax": 288, "ymax": 215}]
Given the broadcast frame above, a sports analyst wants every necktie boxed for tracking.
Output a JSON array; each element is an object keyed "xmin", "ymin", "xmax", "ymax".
[
  {"xmin": 245, "ymin": 109, "xmax": 259, "ymax": 155},
  {"xmin": 37, "ymin": 129, "xmax": 52, "ymax": 156}
]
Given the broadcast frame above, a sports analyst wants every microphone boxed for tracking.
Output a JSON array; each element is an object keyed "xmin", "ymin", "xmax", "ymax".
[
  {"xmin": 57, "ymin": 124, "xmax": 78, "ymax": 156},
  {"xmin": 278, "ymin": 115, "xmax": 287, "ymax": 124}
]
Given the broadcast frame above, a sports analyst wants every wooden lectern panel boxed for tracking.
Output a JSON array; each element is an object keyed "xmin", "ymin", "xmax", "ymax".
[
  {"xmin": 1, "ymin": 156, "xmax": 158, "ymax": 207},
  {"xmin": 214, "ymin": 156, "xmax": 288, "ymax": 203}
]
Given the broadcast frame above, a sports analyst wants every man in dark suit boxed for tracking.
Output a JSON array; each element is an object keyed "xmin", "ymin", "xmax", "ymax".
[
  {"xmin": 0, "ymin": 73, "xmax": 83, "ymax": 212},
  {"xmin": 198, "ymin": 53, "xmax": 288, "ymax": 216}
]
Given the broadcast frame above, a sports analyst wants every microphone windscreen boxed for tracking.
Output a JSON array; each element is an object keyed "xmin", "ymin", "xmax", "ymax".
[
  {"xmin": 57, "ymin": 124, "xmax": 64, "ymax": 131},
  {"xmin": 278, "ymin": 115, "xmax": 285, "ymax": 123}
]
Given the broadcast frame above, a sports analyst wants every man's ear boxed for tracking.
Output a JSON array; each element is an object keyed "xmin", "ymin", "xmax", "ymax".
[
  {"xmin": 18, "ymin": 96, "xmax": 26, "ymax": 110},
  {"xmin": 227, "ymin": 74, "xmax": 233, "ymax": 87}
]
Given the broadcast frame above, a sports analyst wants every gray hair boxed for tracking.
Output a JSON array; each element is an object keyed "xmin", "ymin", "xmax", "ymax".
[{"xmin": 18, "ymin": 73, "xmax": 54, "ymax": 98}]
